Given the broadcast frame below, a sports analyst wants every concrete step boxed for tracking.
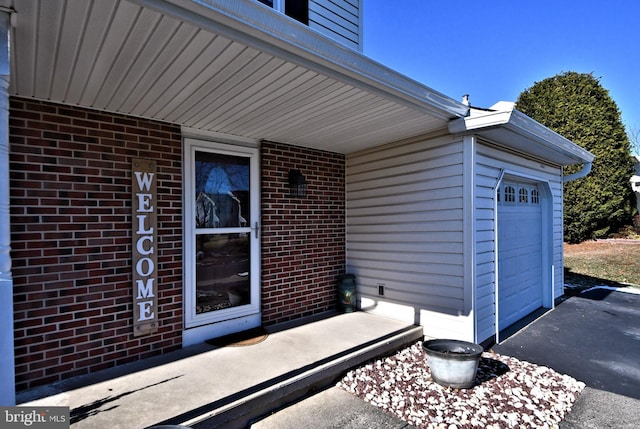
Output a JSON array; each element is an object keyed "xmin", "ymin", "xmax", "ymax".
[{"xmin": 184, "ymin": 323, "xmax": 423, "ymax": 429}]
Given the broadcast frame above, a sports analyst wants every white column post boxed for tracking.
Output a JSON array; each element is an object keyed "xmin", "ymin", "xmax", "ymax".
[{"xmin": 0, "ymin": 9, "xmax": 15, "ymax": 406}]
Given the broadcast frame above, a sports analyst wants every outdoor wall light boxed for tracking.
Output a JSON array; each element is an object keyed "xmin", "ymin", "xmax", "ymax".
[{"xmin": 288, "ymin": 169, "xmax": 307, "ymax": 198}]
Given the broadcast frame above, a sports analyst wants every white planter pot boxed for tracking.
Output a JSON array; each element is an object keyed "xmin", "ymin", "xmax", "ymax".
[{"xmin": 423, "ymin": 339, "xmax": 483, "ymax": 389}]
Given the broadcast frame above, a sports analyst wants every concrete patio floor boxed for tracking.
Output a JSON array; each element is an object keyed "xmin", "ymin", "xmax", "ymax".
[{"xmin": 16, "ymin": 312, "xmax": 423, "ymax": 429}]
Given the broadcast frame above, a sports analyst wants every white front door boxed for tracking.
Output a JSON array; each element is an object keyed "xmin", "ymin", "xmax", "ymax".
[
  {"xmin": 183, "ymin": 139, "xmax": 260, "ymax": 345},
  {"xmin": 498, "ymin": 181, "xmax": 543, "ymax": 329}
]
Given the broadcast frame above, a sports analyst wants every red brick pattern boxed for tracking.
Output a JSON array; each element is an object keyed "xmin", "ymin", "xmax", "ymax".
[
  {"xmin": 9, "ymin": 98, "xmax": 183, "ymax": 391},
  {"xmin": 260, "ymin": 141, "xmax": 346, "ymax": 325},
  {"xmin": 8, "ymin": 100, "xmax": 346, "ymax": 392}
]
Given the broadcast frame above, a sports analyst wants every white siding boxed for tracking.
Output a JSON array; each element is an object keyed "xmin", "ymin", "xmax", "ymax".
[
  {"xmin": 474, "ymin": 141, "xmax": 564, "ymax": 343},
  {"xmin": 346, "ymin": 135, "xmax": 472, "ymax": 340},
  {"xmin": 309, "ymin": 0, "xmax": 361, "ymax": 50}
]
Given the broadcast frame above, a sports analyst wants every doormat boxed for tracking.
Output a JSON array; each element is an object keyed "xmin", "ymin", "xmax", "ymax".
[{"xmin": 206, "ymin": 327, "xmax": 269, "ymax": 347}]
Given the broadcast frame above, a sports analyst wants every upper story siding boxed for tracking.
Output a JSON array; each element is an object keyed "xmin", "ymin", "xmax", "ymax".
[
  {"xmin": 258, "ymin": 0, "xmax": 362, "ymax": 50},
  {"xmin": 310, "ymin": 0, "xmax": 362, "ymax": 51}
]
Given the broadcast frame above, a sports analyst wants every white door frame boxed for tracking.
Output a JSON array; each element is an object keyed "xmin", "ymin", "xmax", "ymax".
[{"xmin": 182, "ymin": 138, "xmax": 261, "ymax": 346}]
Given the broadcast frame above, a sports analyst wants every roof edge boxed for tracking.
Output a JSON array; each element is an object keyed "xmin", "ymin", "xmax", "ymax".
[
  {"xmin": 449, "ymin": 108, "xmax": 595, "ymax": 165},
  {"xmin": 129, "ymin": 0, "xmax": 469, "ymax": 120}
]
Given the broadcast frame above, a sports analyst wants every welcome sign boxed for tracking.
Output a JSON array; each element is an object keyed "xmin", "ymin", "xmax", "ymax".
[{"xmin": 132, "ymin": 159, "xmax": 158, "ymax": 336}]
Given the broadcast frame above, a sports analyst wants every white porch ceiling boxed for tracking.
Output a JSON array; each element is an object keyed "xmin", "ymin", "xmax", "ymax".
[{"xmin": 6, "ymin": 0, "xmax": 468, "ymax": 154}]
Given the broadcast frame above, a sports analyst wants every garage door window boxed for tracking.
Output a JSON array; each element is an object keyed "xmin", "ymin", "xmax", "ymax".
[
  {"xmin": 519, "ymin": 188, "xmax": 529, "ymax": 203},
  {"xmin": 499, "ymin": 183, "xmax": 539, "ymax": 206},
  {"xmin": 500, "ymin": 185, "xmax": 516, "ymax": 203},
  {"xmin": 531, "ymin": 189, "xmax": 540, "ymax": 204}
]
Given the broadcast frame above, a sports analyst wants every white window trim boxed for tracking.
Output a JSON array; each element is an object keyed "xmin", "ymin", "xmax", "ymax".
[{"xmin": 273, "ymin": 0, "xmax": 285, "ymax": 12}]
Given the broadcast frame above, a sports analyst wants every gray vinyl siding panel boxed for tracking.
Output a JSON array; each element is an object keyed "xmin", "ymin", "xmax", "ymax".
[
  {"xmin": 309, "ymin": 0, "xmax": 361, "ymax": 50},
  {"xmin": 347, "ymin": 133, "xmax": 565, "ymax": 343},
  {"xmin": 551, "ymin": 179, "xmax": 565, "ymax": 298},
  {"xmin": 473, "ymin": 159, "xmax": 502, "ymax": 342},
  {"xmin": 474, "ymin": 141, "xmax": 564, "ymax": 343},
  {"xmin": 347, "ymin": 136, "xmax": 465, "ymax": 315}
]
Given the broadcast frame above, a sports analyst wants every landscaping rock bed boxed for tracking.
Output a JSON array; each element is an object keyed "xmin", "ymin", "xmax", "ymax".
[{"xmin": 337, "ymin": 341, "xmax": 584, "ymax": 429}]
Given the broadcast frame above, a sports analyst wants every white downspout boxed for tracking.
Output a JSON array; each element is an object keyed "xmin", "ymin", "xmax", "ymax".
[
  {"xmin": 0, "ymin": 8, "xmax": 15, "ymax": 406},
  {"xmin": 563, "ymin": 162, "xmax": 592, "ymax": 183}
]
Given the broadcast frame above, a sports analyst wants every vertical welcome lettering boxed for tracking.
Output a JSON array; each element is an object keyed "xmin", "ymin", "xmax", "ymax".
[{"xmin": 132, "ymin": 159, "xmax": 158, "ymax": 336}]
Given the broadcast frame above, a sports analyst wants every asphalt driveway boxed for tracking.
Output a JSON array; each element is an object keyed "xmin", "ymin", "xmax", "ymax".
[{"xmin": 492, "ymin": 287, "xmax": 640, "ymax": 399}]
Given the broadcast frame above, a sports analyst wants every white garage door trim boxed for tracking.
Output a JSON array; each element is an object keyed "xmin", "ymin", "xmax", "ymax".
[{"xmin": 496, "ymin": 176, "xmax": 553, "ymax": 339}]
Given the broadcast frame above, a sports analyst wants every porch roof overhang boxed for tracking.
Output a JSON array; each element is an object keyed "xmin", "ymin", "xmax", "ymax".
[
  {"xmin": 4, "ymin": 0, "xmax": 469, "ymax": 154},
  {"xmin": 449, "ymin": 107, "xmax": 595, "ymax": 167}
]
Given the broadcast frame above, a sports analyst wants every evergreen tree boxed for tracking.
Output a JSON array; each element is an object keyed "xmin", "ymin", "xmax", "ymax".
[{"xmin": 516, "ymin": 72, "xmax": 634, "ymax": 243}]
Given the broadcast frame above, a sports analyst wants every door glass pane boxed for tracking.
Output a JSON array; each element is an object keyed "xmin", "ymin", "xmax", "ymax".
[
  {"xmin": 194, "ymin": 151, "xmax": 251, "ymax": 315},
  {"xmin": 195, "ymin": 152, "xmax": 250, "ymax": 229},
  {"xmin": 196, "ymin": 233, "xmax": 251, "ymax": 314}
]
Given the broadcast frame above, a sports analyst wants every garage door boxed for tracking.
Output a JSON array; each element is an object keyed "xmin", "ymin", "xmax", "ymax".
[{"xmin": 498, "ymin": 181, "xmax": 543, "ymax": 329}]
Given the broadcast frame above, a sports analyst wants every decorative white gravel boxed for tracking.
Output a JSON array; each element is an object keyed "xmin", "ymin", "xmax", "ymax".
[{"xmin": 337, "ymin": 342, "xmax": 585, "ymax": 429}]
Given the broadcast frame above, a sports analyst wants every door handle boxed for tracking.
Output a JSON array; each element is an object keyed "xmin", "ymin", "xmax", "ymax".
[{"xmin": 254, "ymin": 221, "xmax": 260, "ymax": 239}]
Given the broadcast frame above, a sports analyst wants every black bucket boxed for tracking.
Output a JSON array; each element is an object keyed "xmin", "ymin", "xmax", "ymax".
[{"xmin": 337, "ymin": 274, "xmax": 356, "ymax": 313}]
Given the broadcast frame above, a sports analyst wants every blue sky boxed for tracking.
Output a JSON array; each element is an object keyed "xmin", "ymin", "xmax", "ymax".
[{"xmin": 362, "ymin": 1, "xmax": 639, "ymax": 149}]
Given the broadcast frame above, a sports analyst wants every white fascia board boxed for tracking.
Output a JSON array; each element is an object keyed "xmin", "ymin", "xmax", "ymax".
[
  {"xmin": 501, "ymin": 110, "xmax": 595, "ymax": 164},
  {"xmin": 128, "ymin": 0, "xmax": 469, "ymax": 121},
  {"xmin": 449, "ymin": 109, "xmax": 514, "ymax": 133},
  {"xmin": 449, "ymin": 108, "xmax": 595, "ymax": 165}
]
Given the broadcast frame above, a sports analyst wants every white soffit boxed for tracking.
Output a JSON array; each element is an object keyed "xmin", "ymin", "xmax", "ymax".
[
  {"xmin": 449, "ymin": 108, "xmax": 595, "ymax": 166},
  {"xmin": 8, "ymin": 0, "xmax": 468, "ymax": 154}
]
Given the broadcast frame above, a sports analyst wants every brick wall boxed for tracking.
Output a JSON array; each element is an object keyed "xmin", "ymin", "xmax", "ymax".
[
  {"xmin": 260, "ymin": 141, "xmax": 346, "ymax": 325},
  {"xmin": 9, "ymin": 98, "xmax": 183, "ymax": 391},
  {"xmin": 8, "ymin": 100, "xmax": 346, "ymax": 391}
]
